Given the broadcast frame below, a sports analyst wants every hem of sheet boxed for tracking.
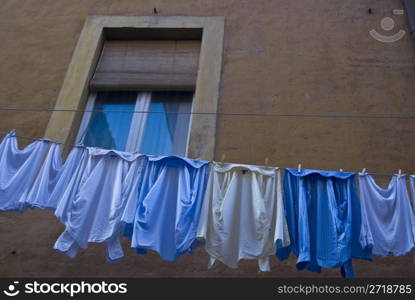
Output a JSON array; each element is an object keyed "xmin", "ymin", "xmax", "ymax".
[
  {"xmin": 204, "ymin": 247, "xmax": 274, "ymax": 272},
  {"xmin": 201, "ymin": 237, "xmax": 276, "ymax": 271},
  {"xmin": 132, "ymin": 237, "xmax": 201, "ymax": 262},
  {"xmin": 363, "ymin": 243, "xmax": 415, "ymax": 257}
]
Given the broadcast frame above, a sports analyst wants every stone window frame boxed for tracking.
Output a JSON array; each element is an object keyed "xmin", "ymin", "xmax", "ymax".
[{"xmin": 45, "ymin": 15, "xmax": 225, "ymax": 160}]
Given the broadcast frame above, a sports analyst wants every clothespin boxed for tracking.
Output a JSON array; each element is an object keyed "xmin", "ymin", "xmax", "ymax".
[
  {"xmin": 220, "ymin": 153, "xmax": 226, "ymax": 166},
  {"xmin": 339, "ymin": 168, "xmax": 343, "ymax": 172},
  {"xmin": 298, "ymin": 163, "xmax": 302, "ymax": 172},
  {"xmin": 361, "ymin": 168, "xmax": 366, "ymax": 175},
  {"xmin": 398, "ymin": 169, "xmax": 402, "ymax": 176},
  {"xmin": 264, "ymin": 157, "xmax": 269, "ymax": 169}
]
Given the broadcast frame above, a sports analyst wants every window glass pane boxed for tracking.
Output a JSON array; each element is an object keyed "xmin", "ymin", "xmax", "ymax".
[
  {"xmin": 83, "ymin": 91, "xmax": 137, "ymax": 151},
  {"xmin": 140, "ymin": 91, "xmax": 193, "ymax": 156}
]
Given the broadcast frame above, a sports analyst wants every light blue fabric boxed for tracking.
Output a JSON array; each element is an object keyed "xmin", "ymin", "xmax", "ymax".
[
  {"xmin": 54, "ymin": 148, "xmax": 146, "ymax": 262},
  {"xmin": 359, "ymin": 174, "xmax": 415, "ymax": 256},
  {"xmin": 124, "ymin": 155, "xmax": 209, "ymax": 261},
  {"xmin": 277, "ymin": 168, "xmax": 372, "ymax": 278},
  {"xmin": 23, "ymin": 144, "xmax": 85, "ymax": 210},
  {"xmin": 0, "ymin": 130, "xmax": 50, "ymax": 211}
]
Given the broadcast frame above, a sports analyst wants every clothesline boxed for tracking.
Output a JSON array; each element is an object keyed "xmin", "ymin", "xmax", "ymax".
[
  {"xmin": 0, "ymin": 130, "xmax": 403, "ymax": 178},
  {"xmin": 0, "ymin": 106, "xmax": 414, "ymax": 119},
  {"xmin": 0, "ymin": 130, "xmax": 414, "ymax": 277}
]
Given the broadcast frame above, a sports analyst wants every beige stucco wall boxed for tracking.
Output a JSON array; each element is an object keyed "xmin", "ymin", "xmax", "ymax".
[{"xmin": 0, "ymin": 0, "xmax": 415, "ymax": 277}]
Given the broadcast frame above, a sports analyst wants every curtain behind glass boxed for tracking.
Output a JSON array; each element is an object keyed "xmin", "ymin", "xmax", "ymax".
[
  {"xmin": 140, "ymin": 91, "xmax": 193, "ymax": 156},
  {"xmin": 83, "ymin": 91, "xmax": 137, "ymax": 151}
]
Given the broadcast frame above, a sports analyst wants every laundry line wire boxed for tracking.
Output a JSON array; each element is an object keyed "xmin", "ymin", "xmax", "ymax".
[
  {"xmin": 0, "ymin": 107, "xmax": 414, "ymax": 120},
  {"xmin": 0, "ymin": 130, "xmax": 404, "ymax": 178}
]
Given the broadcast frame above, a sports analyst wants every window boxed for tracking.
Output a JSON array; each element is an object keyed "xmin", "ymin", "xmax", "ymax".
[
  {"xmin": 76, "ymin": 91, "xmax": 193, "ymax": 156},
  {"xmin": 76, "ymin": 37, "xmax": 200, "ymax": 155},
  {"xmin": 45, "ymin": 16, "xmax": 224, "ymax": 160}
]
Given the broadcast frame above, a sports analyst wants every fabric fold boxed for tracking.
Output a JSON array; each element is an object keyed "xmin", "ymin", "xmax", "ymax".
[
  {"xmin": 124, "ymin": 156, "xmax": 209, "ymax": 261},
  {"xmin": 54, "ymin": 147, "xmax": 146, "ymax": 262},
  {"xmin": 278, "ymin": 168, "xmax": 371, "ymax": 278},
  {"xmin": 0, "ymin": 130, "xmax": 50, "ymax": 211},
  {"xmin": 23, "ymin": 144, "xmax": 85, "ymax": 210},
  {"xmin": 359, "ymin": 173, "xmax": 415, "ymax": 257},
  {"xmin": 197, "ymin": 162, "xmax": 290, "ymax": 271}
]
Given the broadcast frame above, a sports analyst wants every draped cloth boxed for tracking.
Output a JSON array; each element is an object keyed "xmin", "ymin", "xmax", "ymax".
[
  {"xmin": 0, "ymin": 130, "xmax": 50, "ymax": 211},
  {"xmin": 359, "ymin": 174, "xmax": 415, "ymax": 256},
  {"xmin": 23, "ymin": 144, "xmax": 85, "ymax": 210},
  {"xmin": 197, "ymin": 163, "xmax": 290, "ymax": 271},
  {"xmin": 124, "ymin": 156, "xmax": 209, "ymax": 261},
  {"xmin": 54, "ymin": 148, "xmax": 146, "ymax": 262},
  {"xmin": 278, "ymin": 169, "xmax": 371, "ymax": 278}
]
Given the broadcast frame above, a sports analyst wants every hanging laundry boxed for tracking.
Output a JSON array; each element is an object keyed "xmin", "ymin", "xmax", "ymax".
[
  {"xmin": 359, "ymin": 173, "xmax": 415, "ymax": 257},
  {"xmin": 409, "ymin": 176, "xmax": 415, "ymax": 264},
  {"xmin": 197, "ymin": 162, "xmax": 290, "ymax": 271},
  {"xmin": 23, "ymin": 144, "xmax": 85, "ymax": 210},
  {"xmin": 54, "ymin": 148, "xmax": 146, "ymax": 262},
  {"xmin": 0, "ymin": 130, "xmax": 50, "ymax": 211},
  {"xmin": 125, "ymin": 156, "xmax": 209, "ymax": 261},
  {"xmin": 409, "ymin": 176, "xmax": 415, "ymax": 212},
  {"xmin": 278, "ymin": 169, "xmax": 371, "ymax": 278}
]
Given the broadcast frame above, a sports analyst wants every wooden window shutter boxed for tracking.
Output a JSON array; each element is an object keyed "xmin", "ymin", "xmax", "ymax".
[{"xmin": 89, "ymin": 40, "xmax": 201, "ymax": 91}]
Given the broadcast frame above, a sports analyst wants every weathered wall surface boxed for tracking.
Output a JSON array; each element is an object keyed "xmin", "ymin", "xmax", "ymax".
[{"xmin": 1, "ymin": 0, "xmax": 415, "ymax": 277}]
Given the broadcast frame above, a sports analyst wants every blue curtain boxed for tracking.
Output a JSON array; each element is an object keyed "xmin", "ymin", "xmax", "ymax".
[
  {"xmin": 83, "ymin": 92, "xmax": 136, "ymax": 151},
  {"xmin": 140, "ymin": 102, "xmax": 174, "ymax": 156},
  {"xmin": 140, "ymin": 92, "xmax": 192, "ymax": 156}
]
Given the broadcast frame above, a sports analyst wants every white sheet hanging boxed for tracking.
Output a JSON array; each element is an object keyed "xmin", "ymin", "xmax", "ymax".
[
  {"xmin": 359, "ymin": 173, "xmax": 415, "ymax": 256},
  {"xmin": 54, "ymin": 148, "xmax": 147, "ymax": 262},
  {"xmin": 23, "ymin": 144, "xmax": 86, "ymax": 210},
  {"xmin": 0, "ymin": 130, "xmax": 50, "ymax": 211},
  {"xmin": 197, "ymin": 162, "xmax": 290, "ymax": 271}
]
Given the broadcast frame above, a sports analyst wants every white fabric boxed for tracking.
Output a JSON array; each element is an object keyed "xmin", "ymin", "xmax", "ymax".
[
  {"xmin": 0, "ymin": 131, "xmax": 50, "ymax": 211},
  {"xmin": 23, "ymin": 144, "xmax": 85, "ymax": 210},
  {"xmin": 125, "ymin": 92, "xmax": 151, "ymax": 152},
  {"xmin": 54, "ymin": 148, "xmax": 146, "ymax": 262},
  {"xmin": 197, "ymin": 162, "xmax": 290, "ymax": 271},
  {"xmin": 359, "ymin": 173, "xmax": 415, "ymax": 256}
]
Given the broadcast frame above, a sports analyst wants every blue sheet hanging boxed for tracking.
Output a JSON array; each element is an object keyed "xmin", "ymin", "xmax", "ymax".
[
  {"xmin": 124, "ymin": 155, "xmax": 209, "ymax": 261},
  {"xmin": 277, "ymin": 168, "xmax": 372, "ymax": 277},
  {"xmin": 0, "ymin": 130, "xmax": 50, "ymax": 211},
  {"xmin": 23, "ymin": 144, "xmax": 86, "ymax": 210},
  {"xmin": 359, "ymin": 173, "xmax": 415, "ymax": 256}
]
